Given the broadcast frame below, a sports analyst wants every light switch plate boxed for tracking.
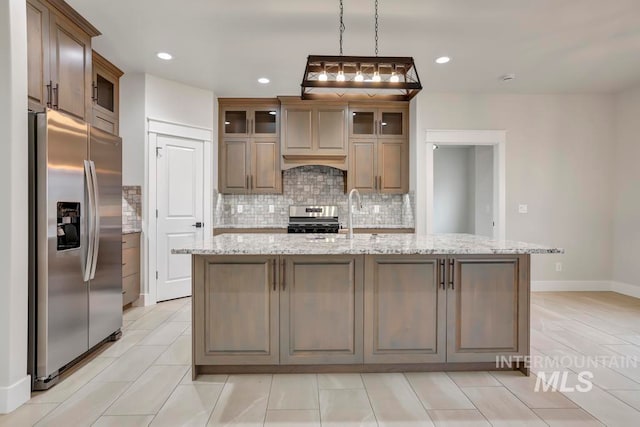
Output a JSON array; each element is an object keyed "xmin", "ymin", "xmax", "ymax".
[
  {"xmin": 373, "ymin": 205, "xmax": 380, "ymax": 214},
  {"xmin": 237, "ymin": 205, "xmax": 243, "ymax": 213},
  {"xmin": 555, "ymin": 262, "xmax": 562, "ymax": 272},
  {"xmin": 518, "ymin": 204, "xmax": 528, "ymax": 214},
  {"xmin": 268, "ymin": 205, "xmax": 275, "ymax": 214}
]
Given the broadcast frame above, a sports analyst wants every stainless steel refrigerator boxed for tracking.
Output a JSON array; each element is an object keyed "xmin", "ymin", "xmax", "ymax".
[{"xmin": 28, "ymin": 109, "xmax": 123, "ymax": 390}]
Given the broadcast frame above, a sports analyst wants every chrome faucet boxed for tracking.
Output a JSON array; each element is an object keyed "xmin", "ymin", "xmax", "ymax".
[{"xmin": 347, "ymin": 188, "xmax": 363, "ymax": 240}]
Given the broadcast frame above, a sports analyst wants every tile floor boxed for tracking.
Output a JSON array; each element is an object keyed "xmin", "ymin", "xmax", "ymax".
[{"xmin": 1, "ymin": 292, "xmax": 640, "ymax": 426}]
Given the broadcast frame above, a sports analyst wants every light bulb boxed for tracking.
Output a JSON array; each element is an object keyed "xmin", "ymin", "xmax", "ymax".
[
  {"xmin": 372, "ymin": 72, "xmax": 381, "ymax": 82},
  {"xmin": 336, "ymin": 70, "xmax": 345, "ymax": 82},
  {"xmin": 390, "ymin": 72, "xmax": 400, "ymax": 83},
  {"xmin": 355, "ymin": 71, "xmax": 364, "ymax": 82},
  {"xmin": 319, "ymin": 71, "xmax": 328, "ymax": 81}
]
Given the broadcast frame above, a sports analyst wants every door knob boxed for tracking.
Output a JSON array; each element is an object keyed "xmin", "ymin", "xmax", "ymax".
[{"xmin": 192, "ymin": 222, "xmax": 203, "ymax": 228}]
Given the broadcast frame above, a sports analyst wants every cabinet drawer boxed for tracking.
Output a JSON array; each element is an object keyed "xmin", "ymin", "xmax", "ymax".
[
  {"xmin": 122, "ymin": 247, "xmax": 140, "ymax": 277},
  {"xmin": 122, "ymin": 273, "xmax": 139, "ymax": 306},
  {"xmin": 122, "ymin": 232, "xmax": 140, "ymax": 249}
]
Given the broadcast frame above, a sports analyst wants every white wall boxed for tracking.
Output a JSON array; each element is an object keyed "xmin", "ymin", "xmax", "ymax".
[
  {"xmin": 119, "ymin": 74, "xmax": 216, "ymax": 186},
  {"xmin": 120, "ymin": 73, "xmax": 146, "ymax": 186},
  {"xmin": 118, "ymin": 74, "xmax": 216, "ymax": 305},
  {"xmin": 145, "ymin": 74, "xmax": 214, "ymax": 128},
  {"xmin": 612, "ymin": 85, "xmax": 640, "ymax": 289},
  {"xmin": 474, "ymin": 146, "xmax": 494, "ymax": 237},
  {"xmin": 434, "ymin": 147, "xmax": 474, "ymax": 233},
  {"xmin": 414, "ymin": 93, "xmax": 615, "ymax": 282},
  {"xmin": 0, "ymin": 0, "xmax": 31, "ymax": 413}
]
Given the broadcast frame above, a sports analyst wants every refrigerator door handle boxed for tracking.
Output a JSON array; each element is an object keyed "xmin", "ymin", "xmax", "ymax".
[
  {"xmin": 89, "ymin": 160, "xmax": 100, "ymax": 280},
  {"xmin": 83, "ymin": 160, "xmax": 95, "ymax": 282}
]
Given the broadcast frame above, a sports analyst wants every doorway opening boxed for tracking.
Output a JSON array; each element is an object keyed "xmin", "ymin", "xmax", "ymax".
[
  {"xmin": 433, "ymin": 145, "xmax": 495, "ymax": 236},
  {"xmin": 425, "ymin": 130, "xmax": 506, "ymax": 240}
]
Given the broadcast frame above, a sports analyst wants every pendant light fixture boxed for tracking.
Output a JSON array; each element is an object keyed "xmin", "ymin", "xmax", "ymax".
[{"xmin": 301, "ymin": 0, "xmax": 422, "ymax": 101}]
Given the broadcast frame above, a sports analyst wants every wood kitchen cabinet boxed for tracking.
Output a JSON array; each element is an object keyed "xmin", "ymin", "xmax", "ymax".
[
  {"xmin": 219, "ymin": 137, "xmax": 281, "ymax": 194},
  {"xmin": 364, "ymin": 255, "xmax": 446, "ymax": 364},
  {"xmin": 446, "ymin": 255, "xmax": 529, "ymax": 363},
  {"xmin": 26, "ymin": 0, "xmax": 100, "ymax": 119},
  {"xmin": 122, "ymin": 232, "xmax": 140, "ymax": 306},
  {"xmin": 220, "ymin": 100, "xmax": 279, "ymax": 138},
  {"xmin": 193, "ymin": 254, "xmax": 363, "ymax": 366},
  {"xmin": 218, "ymin": 99, "xmax": 282, "ymax": 194},
  {"xmin": 364, "ymin": 254, "xmax": 528, "ymax": 364},
  {"xmin": 193, "ymin": 256, "xmax": 280, "ymax": 365},
  {"xmin": 91, "ymin": 51, "xmax": 123, "ymax": 135},
  {"xmin": 349, "ymin": 104, "xmax": 408, "ymax": 140},
  {"xmin": 280, "ymin": 98, "xmax": 348, "ymax": 170},
  {"xmin": 280, "ymin": 255, "xmax": 363, "ymax": 365},
  {"xmin": 193, "ymin": 253, "xmax": 530, "ymax": 372},
  {"xmin": 348, "ymin": 102, "xmax": 409, "ymax": 194},
  {"xmin": 349, "ymin": 138, "xmax": 408, "ymax": 194}
]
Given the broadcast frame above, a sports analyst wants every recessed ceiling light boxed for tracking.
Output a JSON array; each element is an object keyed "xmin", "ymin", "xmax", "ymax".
[
  {"xmin": 157, "ymin": 52, "xmax": 173, "ymax": 60},
  {"xmin": 258, "ymin": 77, "xmax": 270, "ymax": 84},
  {"xmin": 435, "ymin": 56, "xmax": 450, "ymax": 64}
]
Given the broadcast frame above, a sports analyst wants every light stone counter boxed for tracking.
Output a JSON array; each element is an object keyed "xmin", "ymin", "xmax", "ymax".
[{"xmin": 173, "ymin": 233, "xmax": 563, "ymax": 256}]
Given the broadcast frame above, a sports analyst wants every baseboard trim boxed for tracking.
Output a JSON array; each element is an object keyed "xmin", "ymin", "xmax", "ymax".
[
  {"xmin": 0, "ymin": 375, "xmax": 31, "ymax": 414},
  {"xmin": 532, "ymin": 280, "xmax": 640, "ymax": 300},
  {"xmin": 531, "ymin": 281, "xmax": 611, "ymax": 292},
  {"xmin": 611, "ymin": 281, "xmax": 640, "ymax": 299},
  {"xmin": 133, "ymin": 293, "xmax": 155, "ymax": 307}
]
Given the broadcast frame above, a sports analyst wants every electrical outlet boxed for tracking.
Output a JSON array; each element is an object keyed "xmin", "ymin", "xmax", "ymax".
[
  {"xmin": 373, "ymin": 205, "xmax": 380, "ymax": 214},
  {"xmin": 518, "ymin": 204, "xmax": 528, "ymax": 214},
  {"xmin": 555, "ymin": 262, "xmax": 562, "ymax": 272},
  {"xmin": 268, "ymin": 205, "xmax": 275, "ymax": 214},
  {"xmin": 237, "ymin": 205, "xmax": 243, "ymax": 213}
]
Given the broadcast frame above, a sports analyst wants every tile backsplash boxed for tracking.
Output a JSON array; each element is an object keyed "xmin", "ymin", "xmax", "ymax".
[
  {"xmin": 215, "ymin": 166, "xmax": 414, "ymax": 228},
  {"xmin": 122, "ymin": 185, "xmax": 142, "ymax": 230}
]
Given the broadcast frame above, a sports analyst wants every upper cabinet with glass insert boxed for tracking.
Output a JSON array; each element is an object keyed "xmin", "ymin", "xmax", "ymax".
[
  {"xmin": 91, "ymin": 51, "xmax": 123, "ymax": 135},
  {"xmin": 222, "ymin": 102, "xmax": 279, "ymax": 138},
  {"xmin": 349, "ymin": 104, "xmax": 408, "ymax": 139}
]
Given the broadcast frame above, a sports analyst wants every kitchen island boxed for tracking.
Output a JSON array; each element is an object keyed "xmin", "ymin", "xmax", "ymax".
[{"xmin": 173, "ymin": 234, "xmax": 562, "ymax": 376}]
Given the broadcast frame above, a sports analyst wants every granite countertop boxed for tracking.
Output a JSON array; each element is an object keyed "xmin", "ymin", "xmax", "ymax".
[
  {"xmin": 172, "ymin": 233, "xmax": 563, "ymax": 255},
  {"xmin": 213, "ymin": 224, "xmax": 414, "ymax": 229},
  {"xmin": 122, "ymin": 227, "xmax": 142, "ymax": 234}
]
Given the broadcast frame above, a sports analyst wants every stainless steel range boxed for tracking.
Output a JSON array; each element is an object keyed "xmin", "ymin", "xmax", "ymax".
[{"xmin": 287, "ymin": 205, "xmax": 339, "ymax": 233}]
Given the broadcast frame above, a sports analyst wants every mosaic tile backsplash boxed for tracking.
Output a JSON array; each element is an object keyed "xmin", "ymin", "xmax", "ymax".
[
  {"xmin": 215, "ymin": 166, "xmax": 415, "ymax": 228},
  {"xmin": 122, "ymin": 185, "xmax": 142, "ymax": 230}
]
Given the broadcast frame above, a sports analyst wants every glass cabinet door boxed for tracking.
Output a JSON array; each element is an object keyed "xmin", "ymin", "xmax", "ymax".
[
  {"xmin": 224, "ymin": 110, "xmax": 248, "ymax": 135},
  {"xmin": 350, "ymin": 110, "xmax": 376, "ymax": 138},
  {"xmin": 95, "ymin": 74, "xmax": 115, "ymax": 112},
  {"xmin": 379, "ymin": 111, "xmax": 405, "ymax": 137},
  {"xmin": 253, "ymin": 109, "xmax": 278, "ymax": 136}
]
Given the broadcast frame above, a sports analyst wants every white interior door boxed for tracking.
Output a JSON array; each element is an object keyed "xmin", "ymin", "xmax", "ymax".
[{"xmin": 156, "ymin": 134, "xmax": 204, "ymax": 301}]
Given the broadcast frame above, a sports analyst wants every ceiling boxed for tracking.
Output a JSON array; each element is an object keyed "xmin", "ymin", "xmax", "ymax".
[{"xmin": 67, "ymin": 0, "xmax": 640, "ymax": 97}]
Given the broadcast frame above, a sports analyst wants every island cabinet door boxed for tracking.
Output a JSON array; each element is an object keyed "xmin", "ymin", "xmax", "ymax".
[
  {"xmin": 193, "ymin": 255, "xmax": 279, "ymax": 365},
  {"xmin": 364, "ymin": 255, "xmax": 446, "ymax": 363},
  {"xmin": 279, "ymin": 255, "xmax": 364, "ymax": 364},
  {"xmin": 446, "ymin": 255, "xmax": 530, "ymax": 363}
]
